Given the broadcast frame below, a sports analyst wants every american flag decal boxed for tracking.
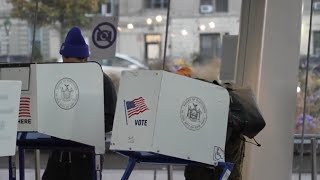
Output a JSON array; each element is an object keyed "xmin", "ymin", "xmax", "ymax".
[
  {"xmin": 125, "ymin": 97, "xmax": 149, "ymax": 118},
  {"xmin": 19, "ymin": 96, "xmax": 31, "ymax": 118}
]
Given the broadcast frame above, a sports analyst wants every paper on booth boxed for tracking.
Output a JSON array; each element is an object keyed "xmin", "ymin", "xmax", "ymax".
[{"xmin": 0, "ymin": 80, "xmax": 21, "ymax": 156}]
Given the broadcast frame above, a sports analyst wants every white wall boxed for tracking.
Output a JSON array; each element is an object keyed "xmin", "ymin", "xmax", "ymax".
[
  {"xmin": 48, "ymin": 28, "xmax": 61, "ymax": 61},
  {"xmin": 7, "ymin": 20, "xmax": 30, "ymax": 56},
  {"xmin": 229, "ymin": 0, "xmax": 243, "ymax": 15},
  {"xmin": 170, "ymin": 0, "xmax": 199, "ymax": 17},
  {"xmin": 117, "ymin": 32, "xmax": 145, "ymax": 61},
  {"xmin": 169, "ymin": 17, "xmax": 239, "ymax": 60},
  {"xmin": 238, "ymin": 0, "xmax": 302, "ymax": 179}
]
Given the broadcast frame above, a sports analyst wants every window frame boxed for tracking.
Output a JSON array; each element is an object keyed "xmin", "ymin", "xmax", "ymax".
[{"xmin": 145, "ymin": 0, "xmax": 169, "ymax": 9}]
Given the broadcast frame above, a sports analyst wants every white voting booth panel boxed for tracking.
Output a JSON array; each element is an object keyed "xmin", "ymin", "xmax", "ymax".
[
  {"xmin": 110, "ymin": 70, "xmax": 230, "ymax": 166},
  {"xmin": 0, "ymin": 81, "xmax": 21, "ymax": 156},
  {"xmin": 0, "ymin": 63, "xmax": 105, "ymax": 154},
  {"xmin": 0, "ymin": 66, "xmax": 33, "ymax": 131}
]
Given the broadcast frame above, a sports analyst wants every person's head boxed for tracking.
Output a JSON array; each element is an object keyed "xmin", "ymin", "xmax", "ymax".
[{"xmin": 59, "ymin": 27, "xmax": 89, "ymax": 63}]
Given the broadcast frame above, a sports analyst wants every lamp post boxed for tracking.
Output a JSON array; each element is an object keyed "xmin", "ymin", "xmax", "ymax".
[{"xmin": 4, "ymin": 17, "xmax": 11, "ymax": 63}]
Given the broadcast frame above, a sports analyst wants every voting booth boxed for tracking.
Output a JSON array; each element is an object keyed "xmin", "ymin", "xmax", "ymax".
[
  {"xmin": 0, "ymin": 81, "xmax": 21, "ymax": 157},
  {"xmin": 111, "ymin": 70, "xmax": 233, "ymax": 179},
  {"xmin": 0, "ymin": 63, "xmax": 105, "ymax": 180}
]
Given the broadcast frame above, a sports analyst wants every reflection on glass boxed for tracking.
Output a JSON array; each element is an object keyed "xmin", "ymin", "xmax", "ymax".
[
  {"xmin": 0, "ymin": 0, "xmax": 246, "ymax": 177},
  {"xmin": 6, "ymin": 0, "xmax": 102, "ymax": 63},
  {"xmin": 293, "ymin": 0, "xmax": 320, "ymax": 178},
  {"xmin": 163, "ymin": 0, "xmax": 241, "ymax": 82},
  {"xmin": 296, "ymin": 0, "xmax": 320, "ymax": 136},
  {"xmin": 0, "ymin": 0, "xmax": 241, "ymax": 79}
]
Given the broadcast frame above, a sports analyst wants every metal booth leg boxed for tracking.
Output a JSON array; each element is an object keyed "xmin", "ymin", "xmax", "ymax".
[
  {"xmin": 218, "ymin": 162, "xmax": 234, "ymax": 180},
  {"xmin": 35, "ymin": 150, "xmax": 41, "ymax": 180},
  {"xmin": 18, "ymin": 147, "xmax": 25, "ymax": 180},
  {"xmin": 18, "ymin": 132, "xmax": 27, "ymax": 180},
  {"xmin": 167, "ymin": 165, "xmax": 173, "ymax": 180},
  {"xmin": 121, "ymin": 158, "xmax": 137, "ymax": 180},
  {"xmin": 93, "ymin": 154, "xmax": 103, "ymax": 180},
  {"xmin": 8, "ymin": 156, "xmax": 16, "ymax": 180}
]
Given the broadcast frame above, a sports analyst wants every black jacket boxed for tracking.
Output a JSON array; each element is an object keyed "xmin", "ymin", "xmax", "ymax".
[{"xmin": 103, "ymin": 73, "xmax": 117, "ymax": 132}]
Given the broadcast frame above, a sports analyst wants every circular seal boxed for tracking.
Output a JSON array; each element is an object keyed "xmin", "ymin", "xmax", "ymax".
[
  {"xmin": 180, "ymin": 97, "xmax": 207, "ymax": 131},
  {"xmin": 54, "ymin": 78, "xmax": 79, "ymax": 110}
]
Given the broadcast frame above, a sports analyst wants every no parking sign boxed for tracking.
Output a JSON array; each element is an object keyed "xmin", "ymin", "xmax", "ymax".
[{"xmin": 90, "ymin": 16, "xmax": 118, "ymax": 61}]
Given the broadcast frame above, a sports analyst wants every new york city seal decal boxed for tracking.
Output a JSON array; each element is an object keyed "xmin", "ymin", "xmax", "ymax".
[
  {"xmin": 54, "ymin": 78, "xmax": 79, "ymax": 110},
  {"xmin": 180, "ymin": 97, "xmax": 207, "ymax": 131}
]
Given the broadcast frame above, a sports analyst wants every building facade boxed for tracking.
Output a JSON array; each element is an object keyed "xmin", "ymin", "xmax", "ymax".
[
  {"xmin": 0, "ymin": 0, "xmax": 61, "ymax": 63},
  {"xmin": 0, "ymin": 0, "xmax": 318, "ymax": 64},
  {"xmin": 116, "ymin": 0, "xmax": 242, "ymax": 64}
]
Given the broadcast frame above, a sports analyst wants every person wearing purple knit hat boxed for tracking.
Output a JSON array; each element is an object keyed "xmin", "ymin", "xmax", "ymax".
[
  {"xmin": 60, "ymin": 26, "xmax": 90, "ymax": 62},
  {"xmin": 42, "ymin": 27, "xmax": 117, "ymax": 180}
]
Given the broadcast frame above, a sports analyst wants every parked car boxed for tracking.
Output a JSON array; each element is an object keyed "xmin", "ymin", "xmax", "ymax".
[
  {"xmin": 95, "ymin": 53, "xmax": 148, "ymax": 92},
  {"xmin": 58, "ymin": 53, "xmax": 148, "ymax": 91},
  {"xmin": 97, "ymin": 53, "xmax": 148, "ymax": 71}
]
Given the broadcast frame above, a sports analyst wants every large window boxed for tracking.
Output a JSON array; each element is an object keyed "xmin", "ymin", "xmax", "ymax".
[
  {"xmin": 145, "ymin": 34, "xmax": 161, "ymax": 61},
  {"xmin": 0, "ymin": 0, "xmax": 244, "ymax": 178},
  {"xmin": 313, "ymin": 31, "xmax": 320, "ymax": 54},
  {"xmin": 200, "ymin": 33, "xmax": 221, "ymax": 60},
  {"xmin": 313, "ymin": 0, "xmax": 320, "ymax": 12},
  {"xmin": 294, "ymin": 0, "xmax": 320, "ymax": 178},
  {"xmin": 216, "ymin": 0, "xmax": 228, "ymax": 12},
  {"xmin": 101, "ymin": 0, "xmax": 113, "ymax": 15},
  {"xmin": 200, "ymin": 0, "xmax": 212, "ymax": 5},
  {"xmin": 145, "ymin": 0, "xmax": 169, "ymax": 9},
  {"xmin": 200, "ymin": 0, "xmax": 228, "ymax": 12}
]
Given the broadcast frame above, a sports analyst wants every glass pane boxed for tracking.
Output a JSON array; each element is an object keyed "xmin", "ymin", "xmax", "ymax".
[
  {"xmin": 313, "ymin": 31, "xmax": 320, "ymax": 54},
  {"xmin": 145, "ymin": 0, "xmax": 168, "ymax": 9},
  {"xmin": 200, "ymin": 33, "xmax": 221, "ymax": 60},
  {"xmin": 111, "ymin": 57, "xmax": 132, "ymax": 67},
  {"xmin": 216, "ymin": 0, "xmax": 228, "ymax": 12},
  {"xmin": 0, "ymin": 0, "xmax": 243, "ymax": 179},
  {"xmin": 147, "ymin": 44, "xmax": 161, "ymax": 59},
  {"xmin": 0, "ymin": 1, "xmax": 34, "ymax": 64},
  {"xmin": 165, "ymin": 0, "xmax": 241, "ymax": 82},
  {"xmin": 201, "ymin": 0, "xmax": 213, "ymax": 5},
  {"xmin": 293, "ymin": 0, "xmax": 320, "ymax": 179}
]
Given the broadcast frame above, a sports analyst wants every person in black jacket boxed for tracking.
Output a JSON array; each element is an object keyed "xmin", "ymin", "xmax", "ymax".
[{"xmin": 42, "ymin": 27, "xmax": 117, "ymax": 180}]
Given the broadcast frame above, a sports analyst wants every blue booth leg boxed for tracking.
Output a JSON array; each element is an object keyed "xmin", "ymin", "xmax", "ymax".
[
  {"xmin": 18, "ymin": 147, "xmax": 25, "ymax": 180},
  {"xmin": 218, "ymin": 162, "xmax": 234, "ymax": 180},
  {"xmin": 121, "ymin": 158, "xmax": 137, "ymax": 180}
]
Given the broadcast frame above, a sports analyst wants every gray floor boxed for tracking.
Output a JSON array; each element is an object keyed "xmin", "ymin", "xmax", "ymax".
[
  {"xmin": 0, "ymin": 169, "xmax": 318, "ymax": 180},
  {"xmin": 0, "ymin": 169, "xmax": 186, "ymax": 180},
  {"xmin": 0, "ymin": 150, "xmax": 319, "ymax": 179},
  {"xmin": 0, "ymin": 150, "xmax": 316, "ymax": 172},
  {"xmin": 0, "ymin": 150, "xmax": 186, "ymax": 180},
  {"xmin": 0, "ymin": 150, "xmax": 184, "ymax": 170}
]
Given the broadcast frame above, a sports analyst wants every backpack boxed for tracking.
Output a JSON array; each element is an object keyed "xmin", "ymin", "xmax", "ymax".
[
  {"xmin": 198, "ymin": 79, "xmax": 266, "ymax": 139},
  {"xmin": 227, "ymin": 87, "xmax": 266, "ymax": 139}
]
